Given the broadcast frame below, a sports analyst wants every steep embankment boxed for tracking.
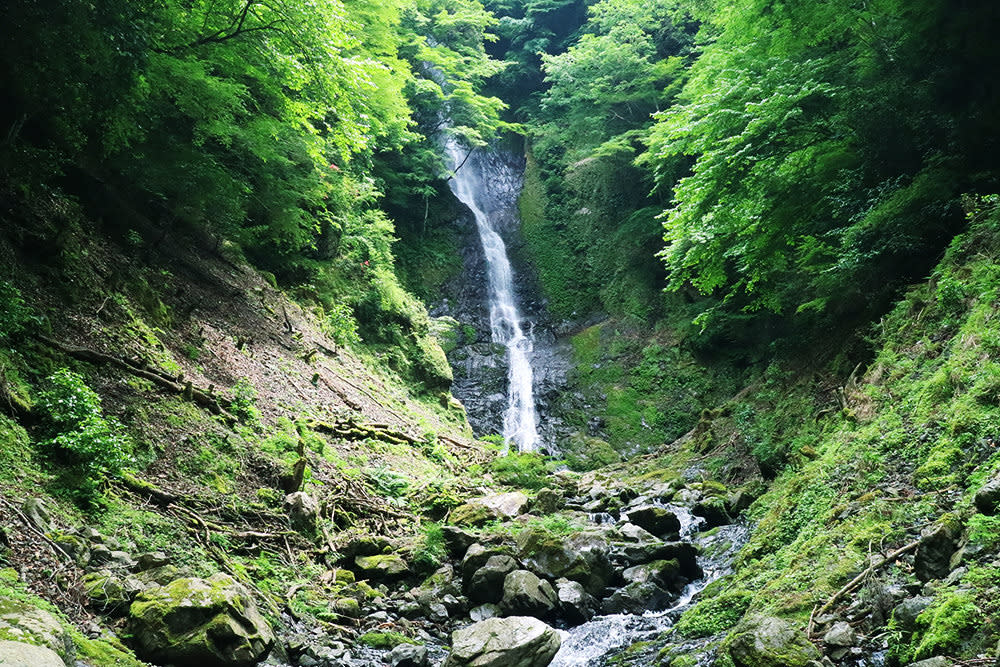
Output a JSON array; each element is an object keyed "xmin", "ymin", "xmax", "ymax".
[
  {"xmin": 0, "ymin": 188, "xmax": 496, "ymax": 666},
  {"xmin": 591, "ymin": 198, "xmax": 1000, "ymax": 665}
]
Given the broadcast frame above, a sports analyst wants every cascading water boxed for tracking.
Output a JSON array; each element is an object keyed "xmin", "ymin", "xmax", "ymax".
[{"xmin": 445, "ymin": 140, "xmax": 540, "ymax": 452}]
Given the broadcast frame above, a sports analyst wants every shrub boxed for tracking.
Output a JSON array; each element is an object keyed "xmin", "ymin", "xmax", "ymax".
[
  {"xmin": 0, "ymin": 281, "xmax": 35, "ymax": 342},
  {"xmin": 230, "ymin": 377, "xmax": 262, "ymax": 426},
  {"xmin": 38, "ymin": 369, "xmax": 134, "ymax": 499},
  {"xmin": 489, "ymin": 452, "xmax": 553, "ymax": 489}
]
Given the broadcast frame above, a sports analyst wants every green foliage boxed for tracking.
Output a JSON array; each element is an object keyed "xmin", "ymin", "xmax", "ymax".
[
  {"xmin": 37, "ymin": 369, "xmax": 134, "ymax": 500},
  {"xmin": 675, "ymin": 590, "xmax": 752, "ymax": 638},
  {"xmin": 891, "ymin": 590, "xmax": 981, "ymax": 663},
  {"xmin": 0, "ymin": 281, "xmax": 35, "ymax": 342},
  {"xmin": 489, "ymin": 452, "xmax": 553, "ymax": 489},
  {"xmin": 229, "ymin": 377, "xmax": 262, "ymax": 426},
  {"xmin": 319, "ymin": 303, "xmax": 361, "ymax": 347},
  {"xmin": 411, "ymin": 522, "xmax": 447, "ymax": 570}
]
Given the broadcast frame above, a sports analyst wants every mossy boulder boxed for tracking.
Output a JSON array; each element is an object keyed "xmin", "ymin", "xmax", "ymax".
[
  {"xmin": 0, "ymin": 599, "xmax": 74, "ymax": 662},
  {"xmin": 450, "ymin": 492, "xmax": 530, "ymax": 527},
  {"xmin": 83, "ymin": 571, "xmax": 146, "ymax": 613},
  {"xmin": 128, "ymin": 573, "xmax": 274, "ymax": 666},
  {"xmin": 724, "ymin": 615, "xmax": 821, "ymax": 667},
  {"xmin": 355, "ymin": 554, "xmax": 410, "ymax": 581},
  {"xmin": 516, "ymin": 529, "xmax": 613, "ymax": 596}
]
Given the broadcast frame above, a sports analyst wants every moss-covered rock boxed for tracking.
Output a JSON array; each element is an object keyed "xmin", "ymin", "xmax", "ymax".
[
  {"xmin": 83, "ymin": 571, "xmax": 145, "ymax": 613},
  {"xmin": 0, "ymin": 599, "xmax": 74, "ymax": 662},
  {"xmin": 355, "ymin": 553, "xmax": 409, "ymax": 579},
  {"xmin": 724, "ymin": 615, "xmax": 820, "ymax": 667},
  {"xmin": 128, "ymin": 573, "xmax": 274, "ymax": 667}
]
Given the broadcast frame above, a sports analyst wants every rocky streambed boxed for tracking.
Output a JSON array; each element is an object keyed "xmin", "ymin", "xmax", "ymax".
[{"xmin": 0, "ymin": 471, "xmax": 755, "ymax": 667}]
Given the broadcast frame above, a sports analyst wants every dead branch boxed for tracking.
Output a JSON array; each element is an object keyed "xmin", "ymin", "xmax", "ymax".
[{"xmin": 810, "ymin": 538, "xmax": 920, "ymax": 637}]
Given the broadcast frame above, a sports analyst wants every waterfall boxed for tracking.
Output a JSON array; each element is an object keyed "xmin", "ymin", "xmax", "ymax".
[{"xmin": 445, "ymin": 140, "xmax": 540, "ymax": 452}]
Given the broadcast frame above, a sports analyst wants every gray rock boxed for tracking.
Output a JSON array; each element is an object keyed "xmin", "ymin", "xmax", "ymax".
[
  {"xmin": 450, "ymin": 492, "xmax": 530, "ymax": 527},
  {"xmin": 0, "ymin": 599, "xmax": 74, "ymax": 661},
  {"xmin": 470, "ymin": 604, "xmax": 502, "ymax": 622},
  {"xmin": 468, "ymin": 555, "xmax": 518, "ymax": 604},
  {"xmin": 0, "ymin": 640, "xmax": 66, "ymax": 667},
  {"xmin": 128, "ymin": 573, "xmax": 274, "ymax": 666},
  {"xmin": 915, "ymin": 520, "xmax": 961, "ymax": 582},
  {"xmin": 516, "ymin": 530, "xmax": 614, "ymax": 595},
  {"xmin": 892, "ymin": 597, "xmax": 933, "ymax": 632},
  {"xmin": 444, "ymin": 616, "xmax": 561, "ymax": 667},
  {"xmin": 621, "ymin": 506, "xmax": 680, "ymax": 537},
  {"xmin": 21, "ymin": 498, "xmax": 55, "ymax": 534},
  {"xmin": 618, "ymin": 523, "xmax": 657, "ymax": 542},
  {"xmin": 442, "ymin": 527, "xmax": 477, "ymax": 558},
  {"xmin": 461, "ymin": 544, "xmax": 510, "ymax": 583},
  {"xmin": 135, "ymin": 551, "xmax": 171, "ymax": 571},
  {"xmin": 531, "ymin": 489, "xmax": 564, "ymax": 515},
  {"xmin": 354, "ymin": 554, "xmax": 410, "ymax": 581},
  {"xmin": 283, "ymin": 492, "xmax": 318, "ymax": 532},
  {"xmin": 693, "ymin": 497, "xmax": 731, "ymax": 528},
  {"xmin": 82, "ymin": 570, "xmax": 147, "ymax": 612},
  {"xmin": 725, "ymin": 615, "xmax": 821, "ymax": 667},
  {"xmin": 390, "ymin": 643, "xmax": 429, "ymax": 667},
  {"xmin": 621, "ymin": 559, "xmax": 683, "ymax": 591},
  {"xmin": 823, "ymin": 621, "xmax": 856, "ymax": 647},
  {"xmin": 501, "ymin": 570, "xmax": 558, "ymax": 618},
  {"xmin": 906, "ymin": 658, "xmax": 952, "ymax": 667},
  {"xmin": 619, "ymin": 541, "xmax": 702, "ymax": 579},
  {"xmin": 975, "ymin": 475, "xmax": 1000, "ymax": 515},
  {"xmin": 600, "ymin": 581, "xmax": 673, "ymax": 615},
  {"xmin": 555, "ymin": 579, "xmax": 596, "ymax": 625}
]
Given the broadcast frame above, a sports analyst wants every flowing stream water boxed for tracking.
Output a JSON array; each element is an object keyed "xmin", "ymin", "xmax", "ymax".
[
  {"xmin": 445, "ymin": 141, "xmax": 540, "ymax": 452},
  {"xmin": 551, "ymin": 509, "xmax": 750, "ymax": 667}
]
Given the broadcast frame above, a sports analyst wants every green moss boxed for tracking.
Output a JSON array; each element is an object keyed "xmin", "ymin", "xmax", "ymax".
[{"xmin": 675, "ymin": 590, "xmax": 753, "ymax": 638}]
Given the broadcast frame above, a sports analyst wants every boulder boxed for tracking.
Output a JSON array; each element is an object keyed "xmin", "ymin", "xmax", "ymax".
[
  {"xmin": 21, "ymin": 498, "xmax": 55, "ymax": 534},
  {"xmin": 468, "ymin": 555, "xmax": 518, "ymax": 604},
  {"xmin": 619, "ymin": 541, "xmax": 702, "ymax": 578},
  {"xmin": 555, "ymin": 579, "xmax": 597, "ymax": 625},
  {"xmin": 51, "ymin": 532, "xmax": 90, "ymax": 567},
  {"xmin": 444, "ymin": 616, "xmax": 560, "ymax": 667},
  {"xmin": 501, "ymin": 570, "xmax": 558, "ymax": 618},
  {"xmin": 283, "ymin": 492, "xmax": 318, "ymax": 532},
  {"xmin": 531, "ymin": 489, "xmax": 564, "ymax": 515},
  {"xmin": 341, "ymin": 535, "xmax": 393, "ymax": 559},
  {"xmin": 621, "ymin": 506, "xmax": 680, "ymax": 538},
  {"xmin": 135, "ymin": 551, "xmax": 171, "ymax": 571},
  {"xmin": 470, "ymin": 604, "xmax": 502, "ymax": 622},
  {"xmin": 516, "ymin": 530, "xmax": 614, "ymax": 595},
  {"xmin": 892, "ymin": 597, "xmax": 933, "ymax": 632},
  {"xmin": 974, "ymin": 475, "xmax": 1000, "ymax": 515},
  {"xmin": 390, "ymin": 643, "xmax": 430, "ymax": 667},
  {"xmin": 725, "ymin": 615, "xmax": 821, "ymax": 667},
  {"xmin": 442, "ymin": 526, "xmax": 477, "ymax": 558},
  {"xmin": 0, "ymin": 640, "xmax": 66, "ymax": 667},
  {"xmin": 128, "ymin": 573, "xmax": 274, "ymax": 666},
  {"xmin": 83, "ymin": 571, "xmax": 146, "ymax": 612},
  {"xmin": 462, "ymin": 544, "xmax": 511, "ymax": 583},
  {"xmin": 692, "ymin": 497, "xmax": 732, "ymax": 528},
  {"xmin": 355, "ymin": 554, "xmax": 410, "ymax": 581},
  {"xmin": 618, "ymin": 523, "xmax": 657, "ymax": 542},
  {"xmin": 450, "ymin": 492, "xmax": 531, "ymax": 527},
  {"xmin": 600, "ymin": 581, "xmax": 674, "ymax": 615},
  {"xmin": 621, "ymin": 559, "xmax": 683, "ymax": 591},
  {"xmin": 914, "ymin": 519, "xmax": 961, "ymax": 582},
  {"xmin": 823, "ymin": 621, "xmax": 856, "ymax": 647},
  {"xmin": 0, "ymin": 599, "xmax": 74, "ymax": 661},
  {"xmin": 906, "ymin": 658, "xmax": 952, "ymax": 667}
]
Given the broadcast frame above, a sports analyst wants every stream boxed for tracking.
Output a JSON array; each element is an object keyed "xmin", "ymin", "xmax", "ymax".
[{"xmin": 551, "ymin": 508, "xmax": 750, "ymax": 666}]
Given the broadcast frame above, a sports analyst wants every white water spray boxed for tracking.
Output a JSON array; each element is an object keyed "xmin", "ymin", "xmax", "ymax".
[{"xmin": 445, "ymin": 140, "xmax": 540, "ymax": 452}]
